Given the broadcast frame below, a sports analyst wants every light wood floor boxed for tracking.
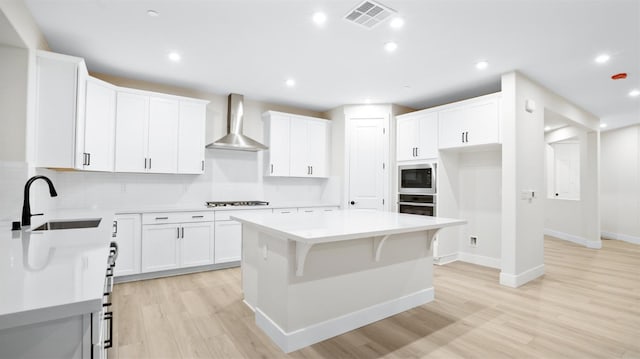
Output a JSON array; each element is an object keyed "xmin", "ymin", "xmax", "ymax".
[{"xmin": 109, "ymin": 237, "xmax": 640, "ymax": 358}]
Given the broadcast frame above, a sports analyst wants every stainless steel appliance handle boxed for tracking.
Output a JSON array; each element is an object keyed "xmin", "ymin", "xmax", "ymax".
[{"xmin": 398, "ymin": 202, "xmax": 435, "ymax": 207}]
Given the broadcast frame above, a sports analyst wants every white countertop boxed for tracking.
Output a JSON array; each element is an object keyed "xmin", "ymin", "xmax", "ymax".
[
  {"xmin": 231, "ymin": 210, "xmax": 466, "ymax": 244},
  {"xmin": 0, "ymin": 209, "xmax": 114, "ymax": 330},
  {"xmin": 113, "ymin": 201, "xmax": 340, "ymax": 214}
]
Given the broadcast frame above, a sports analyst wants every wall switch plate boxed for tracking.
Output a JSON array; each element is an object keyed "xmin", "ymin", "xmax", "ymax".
[
  {"xmin": 525, "ymin": 99, "xmax": 536, "ymax": 113},
  {"xmin": 521, "ymin": 190, "xmax": 535, "ymax": 200}
]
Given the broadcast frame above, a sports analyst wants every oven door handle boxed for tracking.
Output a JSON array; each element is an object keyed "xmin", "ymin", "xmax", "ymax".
[{"xmin": 398, "ymin": 202, "xmax": 435, "ymax": 207}]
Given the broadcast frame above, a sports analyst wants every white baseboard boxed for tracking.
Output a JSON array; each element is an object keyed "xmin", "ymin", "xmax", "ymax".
[
  {"xmin": 242, "ymin": 299, "xmax": 255, "ymax": 312},
  {"xmin": 255, "ymin": 287, "xmax": 434, "ymax": 353},
  {"xmin": 456, "ymin": 252, "xmax": 501, "ymax": 269},
  {"xmin": 544, "ymin": 228, "xmax": 602, "ymax": 249},
  {"xmin": 601, "ymin": 231, "xmax": 640, "ymax": 245},
  {"xmin": 500, "ymin": 264, "xmax": 545, "ymax": 288},
  {"xmin": 433, "ymin": 252, "xmax": 458, "ymax": 265}
]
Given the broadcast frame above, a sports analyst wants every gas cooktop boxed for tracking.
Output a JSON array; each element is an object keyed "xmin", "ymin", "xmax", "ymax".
[{"xmin": 206, "ymin": 201, "xmax": 270, "ymax": 208}]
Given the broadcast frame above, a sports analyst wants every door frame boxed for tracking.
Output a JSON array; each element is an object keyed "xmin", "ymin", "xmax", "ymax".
[{"xmin": 343, "ymin": 106, "xmax": 391, "ymax": 211}]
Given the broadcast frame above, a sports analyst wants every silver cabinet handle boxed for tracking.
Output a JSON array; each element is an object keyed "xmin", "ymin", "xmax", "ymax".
[
  {"xmin": 155, "ymin": 216, "xmax": 168, "ymax": 220},
  {"xmin": 310, "ymin": 166, "xmax": 313, "ymax": 175},
  {"xmin": 149, "ymin": 158, "xmax": 151, "ymax": 169},
  {"xmin": 192, "ymin": 215, "xmax": 204, "ymax": 219},
  {"xmin": 181, "ymin": 227, "xmax": 184, "ymax": 239},
  {"xmin": 144, "ymin": 158, "xmax": 148, "ymax": 169},
  {"xmin": 177, "ymin": 227, "xmax": 180, "ymax": 238},
  {"xmin": 465, "ymin": 131, "xmax": 469, "ymax": 143},
  {"xmin": 461, "ymin": 132, "xmax": 465, "ymax": 143},
  {"xmin": 271, "ymin": 164, "xmax": 274, "ymax": 174},
  {"xmin": 87, "ymin": 153, "xmax": 91, "ymax": 166},
  {"xmin": 415, "ymin": 148, "xmax": 419, "ymax": 157},
  {"xmin": 201, "ymin": 160, "xmax": 204, "ymax": 171}
]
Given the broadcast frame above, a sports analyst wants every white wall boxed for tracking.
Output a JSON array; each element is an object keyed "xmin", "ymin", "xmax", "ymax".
[
  {"xmin": 500, "ymin": 71, "xmax": 600, "ymax": 287},
  {"xmin": 600, "ymin": 125, "xmax": 640, "ymax": 243},
  {"xmin": 457, "ymin": 150, "xmax": 502, "ymax": 267}
]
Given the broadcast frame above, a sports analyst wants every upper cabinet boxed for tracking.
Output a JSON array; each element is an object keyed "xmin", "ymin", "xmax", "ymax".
[
  {"xmin": 396, "ymin": 111, "xmax": 438, "ymax": 162},
  {"xmin": 114, "ymin": 90, "xmax": 206, "ymax": 174},
  {"xmin": 35, "ymin": 50, "xmax": 208, "ymax": 174},
  {"xmin": 35, "ymin": 50, "xmax": 88, "ymax": 169},
  {"xmin": 438, "ymin": 93, "xmax": 501, "ymax": 150},
  {"xmin": 263, "ymin": 111, "xmax": 330, "ymax": 178}
]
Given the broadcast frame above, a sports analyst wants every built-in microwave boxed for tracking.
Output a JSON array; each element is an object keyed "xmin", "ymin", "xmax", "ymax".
[{"xmin": 399, "ymin": 163, "xmax": 436, "ymax": 194}]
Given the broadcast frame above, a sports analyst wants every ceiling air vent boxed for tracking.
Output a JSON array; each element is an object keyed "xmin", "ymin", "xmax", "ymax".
[{"xmin": 344, "ymin": 0, "xmax": 396, "ymax": 29}]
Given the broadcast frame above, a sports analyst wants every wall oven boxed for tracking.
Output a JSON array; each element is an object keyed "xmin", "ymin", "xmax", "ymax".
[
  {"xmin": 398, "ymin": 194, "xmax": 436, "ymax": 217},
  {"xmin": 399, "ymin": 163, "xmax": 436, "ymax": 195}
]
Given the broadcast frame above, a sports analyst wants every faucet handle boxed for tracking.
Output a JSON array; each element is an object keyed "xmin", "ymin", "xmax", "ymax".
[{"xmin": 32, "ymin": 213, "xmax": 44, "ymax": 217}]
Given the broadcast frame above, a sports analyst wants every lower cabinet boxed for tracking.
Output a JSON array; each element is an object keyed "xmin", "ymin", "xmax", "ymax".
[
  {"xmin": 141, "ymin": 213, "xmax": 214, "ymax": 273},
  {"xmin": 113, "ymin": 214, "xmax": 141, "ymax": 277},
  {"xmin": 214, "ymin": 220, "xmax": 242, "ymax": 263}
]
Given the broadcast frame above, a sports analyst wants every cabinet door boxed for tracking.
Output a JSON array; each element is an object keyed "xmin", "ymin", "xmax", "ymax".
[
  {"xmin": 214, "ymin": 221, "xmax": 242, "ymax": 263},
  {"xmin": 115, "ymin": 92, "xmax": 148, "ymax": 172},
  {"xmin": 307, "ymin": 120, "xmax": 329, "ymax": 177},
  {"xmin": 416, "ymin": 112, "xmax": 438, "ymax": 159},
  {"xmin": 177, "ymin": 101, "xmax": 206, "ymax": 174},
  {"xmin": 141, "ymin": 224, "xmax": 179, "ymax": 272},
  {"xmin": 181, "ymin": 222, "xmax": 214, "ymax": 268},
  {"xmin": 438, "ymin": 107, "xmax": 467, "ymax": 149},
  {"xmin": 465, "ymin": 100, "xmax": 499, "ymax": 146},
  {"xmin": 264, "ymin": 114, "xmax": 291, "ymax": 176},
  {"xmin": 289, "ymin": 119, "xmax": 309, "ymax": 177},
  {"xmin": 113, "ymin": 214, "xmax": 141, "ymax": 277},
  {"xmin": 83, "ymin": 77, "xmax": 116, "ymax": 172},
  {"xmin": 397, "ymin": 117, "xmax": 419, "ymax": 161},
  {"xmin": 148, "ymin": 97, "xmax": 179, "ymax": 174}
]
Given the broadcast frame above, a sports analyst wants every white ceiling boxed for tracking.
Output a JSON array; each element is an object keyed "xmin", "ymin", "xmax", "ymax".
[{"xmin": 24, "ymin": 0, "xmax": 640, "ymax": 130}]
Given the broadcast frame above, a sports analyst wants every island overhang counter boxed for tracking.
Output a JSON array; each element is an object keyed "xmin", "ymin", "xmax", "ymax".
[{"xmin": 231, "ymin": 209, "xmax": 466, "ymax": 353}]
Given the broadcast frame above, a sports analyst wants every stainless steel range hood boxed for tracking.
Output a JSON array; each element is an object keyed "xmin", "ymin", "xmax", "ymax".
[{"xmin": 206, "ymin": 94, "xmax": 268, "ymax": 151}]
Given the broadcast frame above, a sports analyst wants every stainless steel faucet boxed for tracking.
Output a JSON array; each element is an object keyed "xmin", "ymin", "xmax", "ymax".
[{"xmin": 22, "ymin": 175, "xmax": 58, "ymax": 227}]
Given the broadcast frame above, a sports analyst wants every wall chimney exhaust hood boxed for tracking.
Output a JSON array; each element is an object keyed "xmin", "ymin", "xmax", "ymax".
[{"xmin": 206, "ymin": 94, "xmax": 268, "ymax": 151}]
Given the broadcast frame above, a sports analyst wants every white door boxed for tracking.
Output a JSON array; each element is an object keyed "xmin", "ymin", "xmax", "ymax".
[
  {"xmin": 348, "ymin": 118, "xmax": 386, "ymax": 210},
  {"xmin": 113, "ymin": 214, "xmax": 141, "ymax": 277},
  {"xmin": 181, "ymin": 222, "xmax": 214, "ymax": 267},
  {"xmin": 266, "ymin": 115, "xmax": 291, "ymax": 176},
  {"xmin": 289, "ymin": 119, "xmax": 309, "ymax": 177},
  {"xmin": 396, "ymin": 117, "xmax": 419, "ymax": 161},
  {"xmin": 148, "ymin": 97, "xmax": 179, "ymax": 173},
  {"xmin": 307, "ymin": 120, "xmax": 328, "ymax": 177},
  {"xmin": 83, "ymin": 77, "xmax": 116, "ymax": 172},
  {"xmin": 141, "ymin": 224, "xmax": 180, "ymax": 272},
  {"xmin": 214, "ymin": 220, "xmax": 242, "ymax": 263},
  {"xmin": 416, "ymin": 113, "xmax": 438, "ymax": 159},
  {"xmin": 115, "ymin": 92, "xmax": 148, "ymax": 172},
  {"xmin": 177, "ymin": 101, "xmax": 206, "ymax": 174}
]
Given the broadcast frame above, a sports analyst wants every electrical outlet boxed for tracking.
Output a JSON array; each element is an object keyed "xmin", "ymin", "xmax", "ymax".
[{"xmin": 469, "ymin": 236, "xmax": 478, "ymax": 247}]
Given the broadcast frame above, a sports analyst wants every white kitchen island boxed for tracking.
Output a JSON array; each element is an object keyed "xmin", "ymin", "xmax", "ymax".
[{"xmin": 231, "ymin": 209, "xmax": 466, "ymax": 353}]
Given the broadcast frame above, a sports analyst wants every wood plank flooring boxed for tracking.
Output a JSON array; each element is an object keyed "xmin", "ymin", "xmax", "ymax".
[{"xmin": 109, "ymin": 237, "xmax": 640, "ymax": 358}]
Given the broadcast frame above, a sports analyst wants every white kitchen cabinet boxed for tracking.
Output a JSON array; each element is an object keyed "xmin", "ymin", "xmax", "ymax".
[
  {"xmin": 141, "ymin": 212, "xmax": 214, "ymax": 273},
  {"xmin": 178, "ymin": 101, "xmax": 207, "ymax": 174},
  {"xmin": 263, "ymin": 111, "xmax": 330, "ymax": 178},
  {"xmin": 35, "ymin": 51, "xmax": 121, "ymax": 171},
  {"xmin": 396, "ymin": 111, "xmax": 438, "ymax": 161},
  {"xmin": 214, "ymin": 220, "xmax": 242, "ymax": 263},
  {"xmin": 263, "ymin": 112, "xmax": 291, "ymax": 176},
  {"xmin": 114, "ymin": 91, "xmax": 148, "ymax": 172},
  {"xmin": 298, "ymin": 206, "xmax": 340, "ymax": 214},
  {"xmin": 181, "ymin": 222, "xmax": 215, "ymax": 267},
  {"xmin": 83, "ymin": 77, "xmax": 116, "ymax": 171},
  {"xmin": 438, "ymin": 94, "xmax": 500, "ymax": 150},
  {"xmin": 141, "ymin": 224, "xmax": 180, "ymax": 273},
  {"xmin": 115, "ymin": 89, "xmax": 207, "ymax": 174},
  {"xmin": 113, "ymin": 214, "xmax": 141, "ymax": 277},
  {"xmin": 147, "ymin": 97, "xmax": 179, "ymax": 173}
]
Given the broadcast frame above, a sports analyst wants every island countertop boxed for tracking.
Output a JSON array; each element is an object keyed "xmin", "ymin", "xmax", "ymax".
[
  {"xmin": 0, "ymin": 209, "xmax": 114, "ymax": 331},
  {"xmin": 231, "ymin": 209, "xmax": 466, "ymax": 244}
]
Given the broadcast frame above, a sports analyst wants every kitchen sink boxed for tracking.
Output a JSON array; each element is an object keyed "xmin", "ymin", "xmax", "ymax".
[{"xmin": 32, "ymin": 218, "xmax": 102, "ymax": 231}]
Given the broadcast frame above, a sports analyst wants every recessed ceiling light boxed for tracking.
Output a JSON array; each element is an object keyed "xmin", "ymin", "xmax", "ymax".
[
  {"xmin": 389, "ymin": 17, "xmax": 404, "ymax": 29},
  {"xmin": 544, "ymin": 126, "xmax": 551, "ymax": 131},
  {"xmin": 147, "ymin": 10, "xmax": 159, "ymax": 17},
  {"xmin": 285, "ymin": 78, "xmax": 296, "ymax": 87},
  {"xmin": 475, "ymin": 60, "xmax": 489, "ymax": 70},
  {"xmin": 629, "ymin": 89, "xmax": 640, "ymax": 97},
  {"xmin": 168, "ymin": 52, "xmax": 181, "ymax": 62},
  {"xmin": 384, "ymin": 42, "xmax": 398, "ymax": 52},
  {"xmin": 600, "ymin": 123, "xmax": 608, "ymax": 128},
  {"xmin": 594, "ymin": 54, "xmax": 610, "ymax": 64},
  {"xmin": 312, "ymin": 12, "xmax": 327, "ymax": 25}
]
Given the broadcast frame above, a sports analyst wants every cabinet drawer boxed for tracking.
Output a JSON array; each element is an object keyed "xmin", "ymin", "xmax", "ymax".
[
  {"xmin": 273, "ymin": 208, "xmax": 298, "ymax": 215},
  {"xmin": 299, "ymin": 206, "xmax": 339, "ymax": 214},
  {"xmin": 215, "ymin": 209, "xmax": 271, "ymax": 221},
  {"xmin": 142, "ymin": 211, "xmax": 213, "ymax": 224}
]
